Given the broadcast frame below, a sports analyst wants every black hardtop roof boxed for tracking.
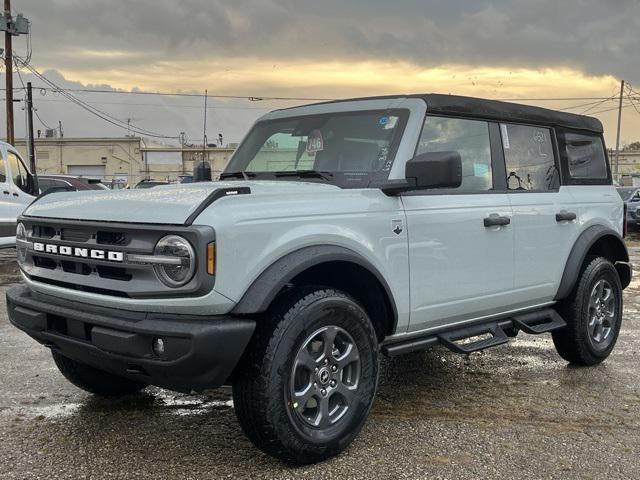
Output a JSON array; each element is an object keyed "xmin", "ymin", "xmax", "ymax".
[{"xmin": 282, "ymin": 93, "xmax": 604, "ymax": 134}]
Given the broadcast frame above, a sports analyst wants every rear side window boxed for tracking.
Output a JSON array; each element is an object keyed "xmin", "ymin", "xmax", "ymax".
[
  {"xmin": 500, "ymin": 124, "xmax": 559, "ymax": 191},
  {"xmin": 560, "ymin": 131, "xmax": 608, "ymax": 181}
]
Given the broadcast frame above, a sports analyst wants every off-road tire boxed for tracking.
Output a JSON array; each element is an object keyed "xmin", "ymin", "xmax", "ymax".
[
  {"xmin": 232, "ymin": 287, "xmax": 379, "ymax": 464},
  {"xmin": 552, "ymin": 257, "xmax": 623, "ymax": 366},
  {"xmin": 52, "ymin": 351, "xmax": 146, "ymax": 396}
]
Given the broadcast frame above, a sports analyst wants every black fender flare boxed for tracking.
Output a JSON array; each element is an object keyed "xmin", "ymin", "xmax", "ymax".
[
  {"xmin": 555, "ymin": 225, "xmax": 631, "ymax": 300},
  {"xmin": 231, "ymin": 245, "xmax": 398, "ymax": 324}
]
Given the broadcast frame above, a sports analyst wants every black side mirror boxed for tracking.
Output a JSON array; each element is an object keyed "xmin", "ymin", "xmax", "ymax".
[
  {"xmin": 26, "ymin": 173, "xmax": 39, "ymax": 196},
  {"xmin": 406, "ymin": 151, "xmax": 462, "ymax": 189},
  {"xmin": 380, "ymin": 151, "xmax": 462, "ymax": 195}
]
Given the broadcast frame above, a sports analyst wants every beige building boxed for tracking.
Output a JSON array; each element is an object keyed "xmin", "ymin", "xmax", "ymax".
[
  {"xmin": 612, "ymin": 150, "xmax": 640, "ymax": 176},
  {"xmin": 13, "ymin": 137, "xmax": 235, "ymax": 187}
]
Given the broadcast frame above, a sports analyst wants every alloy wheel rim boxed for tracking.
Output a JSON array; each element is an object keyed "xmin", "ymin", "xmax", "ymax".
[
  {"xmin": 289, "ymin": 325, "xmax": 361, "ymax": 429},
  {"xmin": 588, "ymin": 279, "xmax": 616, "ymax": 349}
]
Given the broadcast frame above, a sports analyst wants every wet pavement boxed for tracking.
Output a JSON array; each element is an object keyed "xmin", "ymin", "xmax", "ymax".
[{"xmin": 2, "ymin": 241, "xmax": 640, "ymax": 479}]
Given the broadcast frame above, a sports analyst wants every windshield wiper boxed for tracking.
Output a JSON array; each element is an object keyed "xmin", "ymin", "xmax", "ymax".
[
  {"xmin": 273, "ymin": 170, "xmax": 334, "ymax": 182},
  {"xmin": 219, "ymin": 171, "xmax": 256, "ymax": 180}
]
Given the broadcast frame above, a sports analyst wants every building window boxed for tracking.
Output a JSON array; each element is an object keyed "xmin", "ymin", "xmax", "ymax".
[{"xmin": 501, "ymin": 124, "xmax": 559, "ymax": 191}]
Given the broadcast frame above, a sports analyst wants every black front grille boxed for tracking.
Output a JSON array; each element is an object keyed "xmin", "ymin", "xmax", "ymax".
[
  {"xmin": 97, "ymin": 231, "xmax": 128, "ymax": 245},
  {"xmin": 61, "ymin": 228, "xmax": 92, "ymax": 242},
  {"xmin": 20, "ymin": 218, "xmax": 214, "ymax": 299},
  {"xmin": 33, "ymin": 225, "xmax": 55, "ymax": 238},
  {"xmin": 96, "ymin": 265, "xmax": 132, "ymax": 281}
]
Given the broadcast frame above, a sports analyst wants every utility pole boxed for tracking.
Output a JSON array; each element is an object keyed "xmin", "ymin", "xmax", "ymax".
[
  {"xmin": 4, "ymin": 0, "xmax": 13, "ymax": 145},
  {"xmin": 25, "ymin": 81, "xmax": 37, "ymax": 190},
  {"xmin": 1, "ymin": 2, "xmax": 29, "ymax": 144},
  {"xmin": 202, "ymin": 89, "xmax": 208, "ymax": 146},
  {"xmin": 614, "ymin": 79, "xmax": 625, "ymax": 181},
  {"xmin": 202, "ymin": 89, "xmax": 208, "ymax": 165}
]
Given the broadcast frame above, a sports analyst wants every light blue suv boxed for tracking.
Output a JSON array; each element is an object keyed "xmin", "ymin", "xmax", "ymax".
[{"xmin": 8, "ymin": 94, "xmax": 632, "ymax": 464}]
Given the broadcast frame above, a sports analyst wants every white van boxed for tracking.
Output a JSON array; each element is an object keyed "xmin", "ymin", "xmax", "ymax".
[{"xmin": 0, "ymin": 141, "xmax": 37, "ymax": 247}]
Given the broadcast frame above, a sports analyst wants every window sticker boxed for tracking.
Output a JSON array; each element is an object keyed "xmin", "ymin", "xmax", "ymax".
[
  {"xmin": 500, "ymin": 124, "xmax": 510, "ymax": 149},
  {"xmin": 306, "ymin": 129, "xmax": 324, "ymax": 154},
  {"xmin": 382, "ymin": 116, "xmax": 398, "ymax": 130}
]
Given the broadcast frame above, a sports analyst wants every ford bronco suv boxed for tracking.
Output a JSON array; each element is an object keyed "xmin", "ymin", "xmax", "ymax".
[{"xmin": 7, "ymin": 94, "xmax": 631, "ymax": 464}]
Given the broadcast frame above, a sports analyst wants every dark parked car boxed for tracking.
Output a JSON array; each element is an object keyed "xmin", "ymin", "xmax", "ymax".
[
  {"xmin": 38, "ymin": 175, "xmax": 109, "ymax": 195},
  {"xmin": 134, "ymin": 179, "xmax": 171, "ymax": 189},
  {"xmin": 617, "ymin": 187, "xmax": 640, "ymax": 228}
]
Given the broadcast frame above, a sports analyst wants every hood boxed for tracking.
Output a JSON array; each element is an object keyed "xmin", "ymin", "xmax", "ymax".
[{"xmin": 23, "ymin": 180, "xmax": 340, "ymax": 225}]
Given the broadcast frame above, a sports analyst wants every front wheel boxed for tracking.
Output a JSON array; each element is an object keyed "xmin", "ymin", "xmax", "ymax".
[
  {"xmin": 552, "ymin": 257, "xmax": 623, "ymax": 366},
  {"xmin": 232, "ymin": 288, "xmax": 379, "ymax": 464}
]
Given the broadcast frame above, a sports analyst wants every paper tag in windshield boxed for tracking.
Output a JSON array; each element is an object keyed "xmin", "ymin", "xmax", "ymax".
[{"xmin": 306, "ymin": 129, "xmax": 324, "ymax": 153}]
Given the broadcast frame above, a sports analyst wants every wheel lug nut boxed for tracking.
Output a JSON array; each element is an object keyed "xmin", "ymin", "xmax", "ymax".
[
  {"xmin": 324, "ymin": 358, "xmax": 329, "ymax": 365},
  {"xmin": 321, "ymin": 388, "xmax": 327, "ymax": 396},
  {"xmin": 331, "ymin": 365, "xmax": 338, "ymax": 372},
  {"xmin": 330, "ymin": 380, "xmax": 337, "ymax": 387},
  {"xmin": 313, "ymin": 382, "xmax": 317, "ymax": 388}
]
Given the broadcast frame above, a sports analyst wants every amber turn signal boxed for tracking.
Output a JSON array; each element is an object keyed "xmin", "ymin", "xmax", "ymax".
[{"xmin": 207, "ymin": 242, "xmax": 216, "ymax": 275}]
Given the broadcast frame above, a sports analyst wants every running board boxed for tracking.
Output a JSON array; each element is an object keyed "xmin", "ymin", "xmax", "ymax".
[
  {"xmin": 382, "ymin": 308, "xmax": 567, "ymax": 357},
  {"xmin": 438, "ymin": 322, "xmax": 508, "ymax": 354},
  {"xmin": 511, "ymin": 308, "xmax": 566, "ymax": 334}
]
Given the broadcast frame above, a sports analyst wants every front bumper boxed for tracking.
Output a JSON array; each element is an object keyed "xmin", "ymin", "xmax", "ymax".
[{"xmin": 7, "ymin": 285, "xmax": 255, "ymax": 392}]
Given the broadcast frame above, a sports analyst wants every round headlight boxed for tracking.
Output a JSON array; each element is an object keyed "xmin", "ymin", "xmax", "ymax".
[
  {"xmin": 16, "ymin": 222, "xmax": 27, "ymax": 263},
  {"xmin": 153, "ymin": 235, "xmax": 196, "ymax": 287}
]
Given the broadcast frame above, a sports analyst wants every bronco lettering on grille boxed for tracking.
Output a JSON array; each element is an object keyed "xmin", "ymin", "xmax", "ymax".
[{"xmin": 33, "ymin": 242, "xmax": 124, "ymax": 262}]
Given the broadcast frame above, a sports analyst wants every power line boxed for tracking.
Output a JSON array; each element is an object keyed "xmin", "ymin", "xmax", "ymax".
[
  {"xmin": 15, "ymin": 57, "xmax": 179, "ymax": 139},
  {"xmin": 1, "ymin": 86, "xmax": 635, "ymax": 103}
]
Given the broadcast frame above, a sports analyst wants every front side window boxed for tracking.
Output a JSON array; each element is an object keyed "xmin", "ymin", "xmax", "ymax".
[
  {"xmin": 501, "ymin": 124, "xmax": 558, "ymax": 191},
  {"xmin": 7, "ymin": 153, "xmax": 30, "ymax": 193},
  {"xmin": 562, "ymin": 132, "xmax": 608, "ymax": 180},
  {"xmin": 0, "ymin": 156, "xmax": 6, "ymax": 183},
  {"xmin": 224, "ymin": 110, "xmax": 408, "ymax": 188},
  {"xmin": 416, "ymin": 116, "xmax": 492, "ymax": 192}
]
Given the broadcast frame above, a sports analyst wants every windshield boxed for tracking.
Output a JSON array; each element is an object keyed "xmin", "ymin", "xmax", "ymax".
[
  {"xmin": 224, "ymin": 109, "xmax": 408, "ymax": 187},
  {"xmin": 617, "ymin": 188, "xmax": 637, "ymax": 201}
]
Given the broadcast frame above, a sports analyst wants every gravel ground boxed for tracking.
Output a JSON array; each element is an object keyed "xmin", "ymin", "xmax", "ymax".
[{"xmin": 2, "ymin": 243, "xmax": 640, "ymax": 479}]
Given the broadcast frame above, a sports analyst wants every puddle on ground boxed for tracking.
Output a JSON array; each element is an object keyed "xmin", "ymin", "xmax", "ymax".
[
  {"xmin": 0, "ymin": 249, "xmax": 21, "ymax": 285},
  {"xmin": 0, "ymin": 389, "xmax": 235, "ymax": 421}
]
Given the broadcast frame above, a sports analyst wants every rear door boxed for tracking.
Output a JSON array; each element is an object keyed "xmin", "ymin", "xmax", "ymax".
[
  {"xmin": 500, "ymin": 123, "xmax": 579, "ymax": 306},
  {"xmin": 403, "ymin": 116, "xmax": 515, "ymax": 332}
]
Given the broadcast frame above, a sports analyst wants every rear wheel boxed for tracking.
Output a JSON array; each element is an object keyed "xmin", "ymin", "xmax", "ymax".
[
  {"xmin": 552, "ymin": 257, "xmax": 623, "ymax": 366},
  {"xmin": 52, "ymin": 351, "xmax": 146, "ymax": 396},
  {"xmin": 232, "ymin": 287, "xmax": 379, "ymax": 464}
]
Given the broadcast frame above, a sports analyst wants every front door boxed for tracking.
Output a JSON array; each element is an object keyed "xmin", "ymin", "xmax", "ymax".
[
  {"xmin": 403, "ymin": 116, "xmax": 515, "ymax": 333},
  {"xmin": 0, "ymin": 150, "xmax": 35, "ymax": 247}
]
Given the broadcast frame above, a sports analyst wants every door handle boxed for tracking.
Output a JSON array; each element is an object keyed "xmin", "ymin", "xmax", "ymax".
[
  {"xmin": 12, "ymin": 193, "xmax": 18, "ymax": 197},
  {"xmin": 484, "ymin": 215, "xmax": 511, "ymax": 227},
  {"xmin": 2, "ymin": 191, "xmax": 8, "ymax": 195},
  {"xmin": 556, "ymin": 211, "xmax": 576, "ymax": 222}
]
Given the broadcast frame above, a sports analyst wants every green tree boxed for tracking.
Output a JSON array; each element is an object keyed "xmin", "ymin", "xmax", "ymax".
[{"xmin": 625, "ymin": 141, "xmax": 640, "ymax": 151}]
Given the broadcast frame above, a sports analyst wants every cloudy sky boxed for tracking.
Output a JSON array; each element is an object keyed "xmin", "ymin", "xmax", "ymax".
[{"xmin": 3, "ymin": 0, "xmax": 640, "ymax": 145}]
